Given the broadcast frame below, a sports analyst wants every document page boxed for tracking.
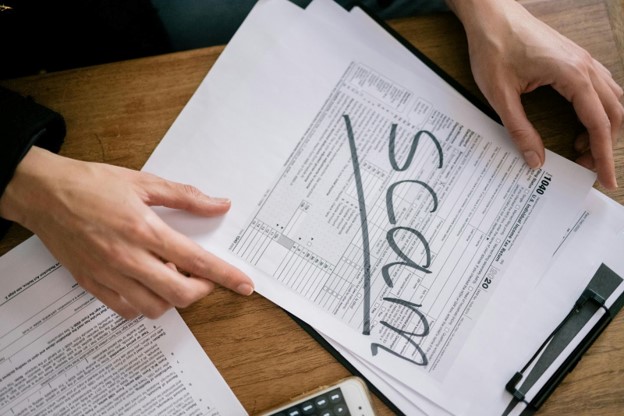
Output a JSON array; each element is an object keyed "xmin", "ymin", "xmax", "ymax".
[
  {"xmin": 0, "ymin": 238, "xmax": 246, "ymax": 416},
  {"xmin": 143, "ymin": 0, "xmax": 597, "ymax": 411},
  {"xmin": 231, "ymin": 60, "xmax": 557, "ymax": 377},
  {"xmin": 319, "ymin": 188, "xmax": 624, "ymax": 415}
]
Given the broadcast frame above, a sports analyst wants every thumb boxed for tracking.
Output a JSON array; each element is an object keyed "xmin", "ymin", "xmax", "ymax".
[
  {"xmin": 491, "ymin": 88, "xmax": 545, "ymax": 169},
  {"xmin": 139, "ymin": 173, "xmax": 232, "ymax": 216}
]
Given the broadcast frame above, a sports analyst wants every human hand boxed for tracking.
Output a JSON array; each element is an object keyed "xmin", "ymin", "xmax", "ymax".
[
  {"xmin": 447, "ymin": 0, "xmax": 623, "ymax": 189},
  {"xmin": 0, "ymin": 147, "xmax": 254, "ymax": 319}
]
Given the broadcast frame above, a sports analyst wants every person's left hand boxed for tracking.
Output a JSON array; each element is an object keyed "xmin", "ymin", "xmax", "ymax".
[
  {"xmin": 448, "ymin": 0, "xmax": 623, "ymax": 190},
  {"xmin": 0, "ymin": 147, "xmax": 254, "ymax": 320}
]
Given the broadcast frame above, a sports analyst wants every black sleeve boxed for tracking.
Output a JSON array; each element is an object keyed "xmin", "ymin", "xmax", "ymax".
[{"xmin": 0, "ymin": 86, "xmax": 66, "ymax": 237}]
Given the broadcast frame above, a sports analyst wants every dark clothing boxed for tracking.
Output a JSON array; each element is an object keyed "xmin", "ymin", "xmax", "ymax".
[
  {"xmin": 0, "ymin": 87, "xmax": 66, "ymax": 236},
  {"xmin": 0, "ymin": 0, "xmax": 171, "ymax": 79},
  {"xmin": 0, "ymin": 0, "xmax": 448, "ymax": 79},
  {"xmin": 0, "ymin": 0, "xmax": 447, "ymax": 237},
  {"xmin": 0, "ymin": 0, "xmax": 165, "ymax": 236}
]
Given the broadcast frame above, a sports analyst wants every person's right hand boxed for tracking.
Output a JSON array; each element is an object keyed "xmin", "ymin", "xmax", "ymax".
[
  {"xmin": 0, "ymin": 146, "xmax": 254, "ymax": 319},
  {"xmin": 447, "ymin": 0, "xmax": 623, "ymax": 190}
]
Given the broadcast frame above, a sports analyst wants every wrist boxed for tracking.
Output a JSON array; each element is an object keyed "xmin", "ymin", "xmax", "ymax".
[
  {"xmin": 0, "ymin": 147, "xmax": 60, "ymax": 228},
  {"xmin": 446, "ymin": 0, "xmax": 500, "ymax": 17},
  {"xmin": 446, "ymin": 0, "xmax": 516, "ymax": 35}
]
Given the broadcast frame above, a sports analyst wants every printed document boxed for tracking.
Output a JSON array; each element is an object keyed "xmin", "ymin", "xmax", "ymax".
[
  {"xmin": 143, "ymin": 0, "xmax": 600, "ymax": 413},
  {"xmin": 0, "ymin": 238, "xmax": 246, "ymax": 416},
  {"xmin": 319, "ymin": 188, "xmax": 624, "ymax": 415}
]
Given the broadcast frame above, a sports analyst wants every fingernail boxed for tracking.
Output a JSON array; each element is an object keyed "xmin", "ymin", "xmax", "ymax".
[
  {"xmin": 236, "ymin": 283, "xmax": 254, "ymax": 296},
  {"xmin": 523, "ymin": 151, "xmax": 542, "ymax": 169},
  {"xmin": 210, "ymin": 197, "xmax": 231, "ymax": 204}
]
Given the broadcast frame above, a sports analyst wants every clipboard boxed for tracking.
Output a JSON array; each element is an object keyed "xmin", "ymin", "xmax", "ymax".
[
  {"xmin": 286, "ymin": 4, "xmax": 624, "ymax": 415},
  {"xmin": 503, "ymin": 263, "xmax": 624, "ymax": 415}
]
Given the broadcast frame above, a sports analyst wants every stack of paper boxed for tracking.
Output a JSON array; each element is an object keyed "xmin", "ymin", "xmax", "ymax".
[
  {"xmin": 4, "ymin": 1, "xmax": 621, "ymax": 415},
  {"xmin": 0, "ymin": 237, "xmax": 247, "ymax": 415},
  {"xmin": 143, "ymin": 1, "xmax": 624, "ymax": 414}
]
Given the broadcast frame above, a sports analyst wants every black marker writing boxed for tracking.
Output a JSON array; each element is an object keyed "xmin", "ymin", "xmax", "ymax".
[
  {"xmin": 343, "ymin": 114, "xmax": 372, "ymax": 335},
  {"xmin": 344, "ymin": 115, "xmax": 442, "ymax": 366},
  {"xmin": 386, "ymin": 180, "xmax": 438, "ymax": 224},
  {"xmin": 389, "ymin": 124, "xmax": 443, "ymax": 171},
  {"xmin": 382, "ymin": 227, "xmax": 432, "ymax": 288},
  {"xmin": 370, "ymin": 297, "xmax": 430, "ymax": 366}
]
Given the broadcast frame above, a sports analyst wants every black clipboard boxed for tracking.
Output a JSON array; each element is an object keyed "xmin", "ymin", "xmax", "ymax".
[
  {"xmin": 503, "ymin": 264, "xmax": 624, "ymax": 415},
  {"xmin": 285, "ymin": 4, "xmax": 624, "ymax": 415}
]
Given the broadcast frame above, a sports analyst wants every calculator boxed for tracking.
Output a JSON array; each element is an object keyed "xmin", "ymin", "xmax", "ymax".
[{"xmin": 256, "ymin": 376, "xmax": 376, "ymax": 416}]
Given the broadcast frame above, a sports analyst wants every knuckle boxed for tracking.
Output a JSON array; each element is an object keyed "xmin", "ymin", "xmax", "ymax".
[
  {"xmin": 103, "ymin": 243, "xmax": 131, "ymax": 265},
  {"xmin": 506, "ymin": 126, "xmax": 537, "ymax": 149},
  {"xmin": 118, "ymin": 307, "xmax": 140, "ymax": 321},
  {"xmin": 181, "ymin": 184, "xmax": 204, "ymax": 198},
  {"xmin": 127, "ymin": 212, "xmax": 163, "ymax": 244},
  {"xmin": 585, "ymin": 114, "xmax": 611, "ymax": 134},
  {"xmin": 572, "ymin": 50, "xmax": 594, "ymax": 69},
  {"xmin": 560, "ymin": 59, "xmax": 592, "ymax": 88},
  {"xmin": 171, "ymin": 183, "xmax": 206, "ymax": 211},
  {"xmin": 75, "ymin": 275, "xmax": 93, "ymax": 291},
  {"xmin": 614, "ymin": 106, "xmax": 624, "ymax": 125},
  {"xmin": 142, "ymin": 301, "xmax": 170, "ymax": 320},
  {"xmin": 170, "ymin": 283, "xmax": 202, "ymax": 308},
  {"xmin": 138, "ymin": 171, "xmax": 163, "ymax": 186},
  {"xmin": 126, "ymin": 218, "xmax": 150, "ymax": 240},
  {"xmin": 185, "ymin": 251, "xmax": 209, "ymax": 276},
  {"xmin": 581, "ymin": 51, "xmax": 594, "ymax": 66},
  {"xmin": 598, "ymin": 60, "xmax": 613, "ymax": 77},
  {"xmin": 170, "ymin": 285, "xmax": 192, "ymax": 307}
]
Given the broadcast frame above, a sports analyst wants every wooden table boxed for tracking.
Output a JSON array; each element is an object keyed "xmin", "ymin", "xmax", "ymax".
[{"xmin": 1, "ymin": 1, "xmax": 623, "ymax": 414}]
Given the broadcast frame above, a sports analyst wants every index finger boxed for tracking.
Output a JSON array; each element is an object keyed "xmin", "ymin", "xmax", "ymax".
[{"xmin": 150, "ymin": 221, "xmax": 255, "ymax": 296}]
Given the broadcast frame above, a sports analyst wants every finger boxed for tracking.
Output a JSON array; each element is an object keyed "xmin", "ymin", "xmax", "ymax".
[
  {"xmin": 79, "ymin": 277, "xmax": 140, "ymax": 320},
  {"xmin": 594, "ymin": 60, "xmax": 624, "ymax": 98},
  {"xmin": 563, "ymin": 79, "xmax": 617, "ymax": 189},
  {"xmin": 93, "ymin": 267, "xmax": 172, "ymax": 319},
  {"xmin": 138, "ymin": 173, "xmax": 231, "ymax": 217},
  {"xmin": 164, "ymin": 261, "xmax": 216, "ymax": 300},
  {"xmin": 144, "ymin": 220, "xmax": 254, "ymax": 296},
  {"xmin": 576, "ymin": 150, "xmax": 595, "ymax": 171},
  {"xmin": 574, "ymin": 131, "xmax": 590, "ymax": 153},
  {"xmin": 489, "ymin": 87, "xmax": 545, "ymax": 169},
  {"xmin": 117, "ymin": 252, "xmax": 218, "ymax": 307},
  {"xmin": 591, "ymin": 70, "xmax": 624, "ymax": 146}
]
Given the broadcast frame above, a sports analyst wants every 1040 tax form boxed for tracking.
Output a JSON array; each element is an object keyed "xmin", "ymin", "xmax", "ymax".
[{"xmin": 143, "ymin": 0, "xmax": 604, "ymax": 414}]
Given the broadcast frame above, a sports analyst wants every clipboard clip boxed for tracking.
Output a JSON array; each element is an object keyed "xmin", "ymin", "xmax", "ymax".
[{"xmin": 505, "ymin": 288, "xmax": 610, "ymax": 407}]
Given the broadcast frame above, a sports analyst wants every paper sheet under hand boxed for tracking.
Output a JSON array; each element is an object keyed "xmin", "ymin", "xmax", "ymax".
[
  {"xmin": 143, "ymin": 0, "xmax": 597, "ymax": 413},
  {"xmin": 0, "ymin": 237, "xmax": 246, "ymax": 416},
  {"xmin": 318, "ymin": 188, "xmax": 624, "ymax": 415}
]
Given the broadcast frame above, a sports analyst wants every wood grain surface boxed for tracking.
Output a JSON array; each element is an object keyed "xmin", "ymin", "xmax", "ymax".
[{"xmin": 1, "ymin": 1, "xmax": 623, "ymax": 415}]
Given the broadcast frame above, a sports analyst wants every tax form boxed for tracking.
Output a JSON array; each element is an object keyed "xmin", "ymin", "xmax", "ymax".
[
  {"xmin": 0, "ymin": 237, "xmax": 246, "ymax": 416},
  {"xmin": 143, "ymin": 0, "xmax": 597, "ymax": 412},
  {"xmin": 231, "ymin": 58, "xmax": 560, "ymax": 376},
  {"xmin": 318, "ymin": 187, "xmax": 624, "ymax": 416}
]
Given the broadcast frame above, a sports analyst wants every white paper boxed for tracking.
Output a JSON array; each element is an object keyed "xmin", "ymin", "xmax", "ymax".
[
  {"xmin": 143, "ymin": 0, "xmax": 598, "ymax": 413},
  {"xmin": 319, "ymin": 188, "xmax": 624, "ymax": 415},
  {"xmin": 0, "ymin": 237, "xmax": 246, "ymax": 416},
  {"xmin": 303, "ymin": 3, "xmax": 624, "ymax": 414}
]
